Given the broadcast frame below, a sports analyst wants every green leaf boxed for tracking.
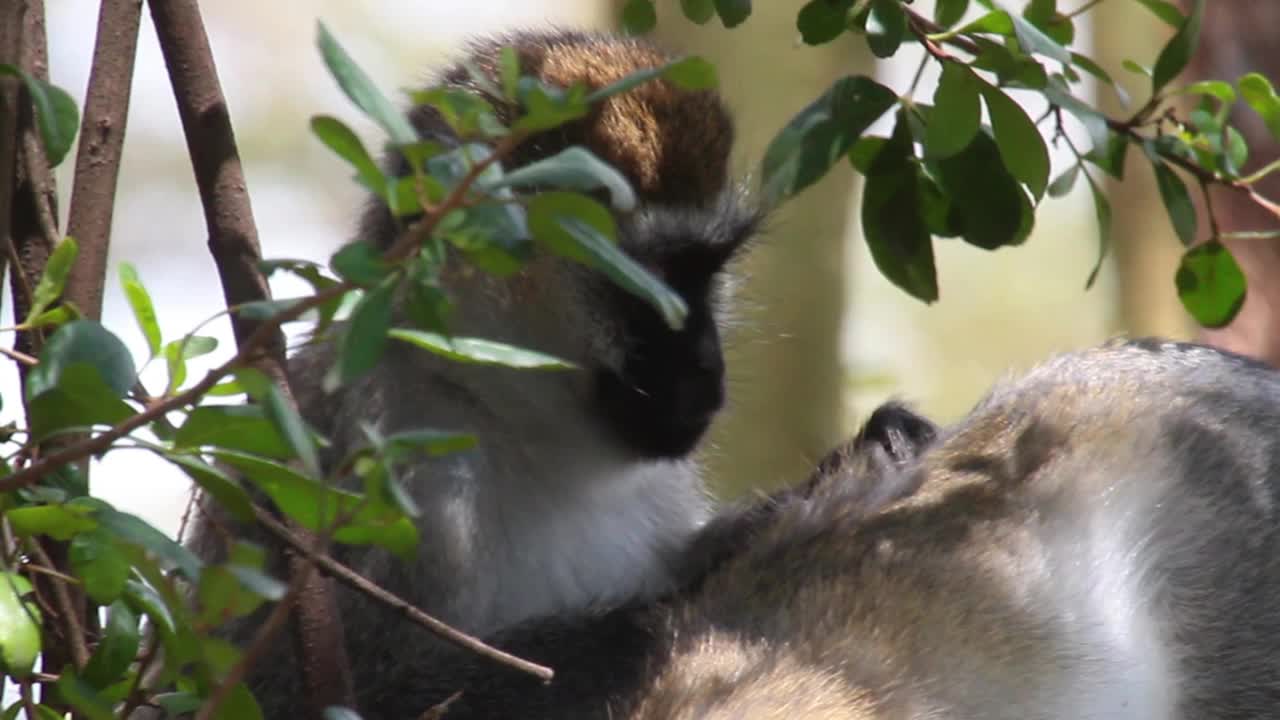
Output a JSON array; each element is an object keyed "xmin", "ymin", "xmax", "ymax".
[
  {"xmin": 714, "ymin": 0, "xmax": 752, "ymax": 27},
  {"xmin": 389, "ymin": 329, "xmax": 576, "ymax": 370},
  {"xmin": 122, "ymin": 579, "xmax": 176, "ymax": 640},
  {"xmin": 327, "ymin": 276, "xmax": 397, "ymax": 391},
  {"xmin": 409, "ymin": 87, "xmax": 505, "ymax": 139},
  {"xmin": 217, "ymin": 685, "xmax": 265, "ymax": 720},
  {"xmin": 55, "ymin": 673, "xmax": 115, "ymax": 720},
  {"xmin": 482, "ymin": 146, "xmax": 636, "ymax": 211},
  {"xmin": 0, "ymin": 65, "xmax": 79, "ymax": 167},
  {"xmin": 528, "ymin": 191, "xmax": 688, "ymax": 330},
  {"xmin": 960, "ymin": 9, "xmax": 1014, "ymax": 35},
  {"xmin": 94, "ymin": 506, "xmax": 202, "ymax": 580},
  {"xmin": 260, "ymin": 381, "xmax": 321, "ymax": 478},
  {"xmin": 0, "ymin": 573, "xmax": 41, "ymax": 678},
  {"xmin": 977, "ymin": 79, "xmax": 1051, "ymax": 198},
  {"xmin": 169, "ymin": 453, "xmax": 255, "ymax": 523},
  {"xmin": 584, "ymin": 56, "xmax": 717, "ymax": 106},
  {"xmin": 1083, "ymin": 171, "xmax": 1112, "ymax": 288},
  {"xmin": 7, "ymin": 504, "xmax": 97, "ymax": 541},
  {"xmin": 26, "ymin": 363, "xmax": 136, "ymax": 440},
  {"xmin": 1177, "ymin": 241, "xmax": 1245, "ymax": 328},
  {"xmin": 1047, "ymin": 163, "xmax": 1079, "ymax": 198},
  {"xmin": 28, "ymin": 320, "xmax": 136, "ymax": 397},
  {"xmin": 934, "ymin": 0, "xmax": 970, "ymax": 28},
  {"xmin": 861, "ymin": 113, "xmax": 938, "ymax": 303},
  {"xmin": 867, "ymin": 0, "xmax": 906, "ymax": 58},
  {"xmin": 761, "ymin": 75, "xmax": 897, "ymax": 206},
  {"xmin": 499, "ymin": 47, "xmax": 520, "ymax": 101},
  {"xmin": 1133, "ymin": 0, "xmax": 1184, "ymax": 26},
  {"xmin": 1008, "ymin": 8, "xmax": 1071, "ymax": 64},
  {"xmin": 24, "ymin": 236, "xmax": 78, "ymax": 325},
  {"xmin": 513, "ymin": 80, "xmax": 590, "ymax": 133},
  {"xmin": 681, "ymin": 0, "xmax": 715, "ymax": 23},
  {"xmin": 934, "ymin": 131, "xmax": 1032, "ymax": 249},
  {"xmin": 81, "ymin": 601, "xmax": 140, "ymax": 689},
  {"xmin": 315, "ymin": 22, "xmax": 417, "ymax": 145},
  {"xmin": 331, "ymin": 240, "xmax": 393, "ymax": 286},
  {"xmin": 117, "ymin": 262, "xmax": 162, "ymax": 356},
  {"xmin": 381, "ymin": 428, "xmax": 478, "ymax": 459},
  {"xmin": 1239, "ymin": 73, "xmax": 1280, "ymax": 141},
  {"xmin": 926, "ymin": 63, "xmax": 982, "ymax": 159},
  {"xmin": 797, "ymin": 0, "xmax": 855, "ymax": 45},
  {"xmin": 70, "ymin": 529, "xmax": 131, "ymax": 605},
  {"xmin": 1148, "ymin": 156, "xmax": 1197, "ymax": 247},
  {"xmin": 212, "ymin": 451, "xmax": 419, "ymax": 558},
  {"xmin": 22, "ymin": 304, "xmax": 79, "ymax": 330},
  {"xmin": 311, "ymin": 115, "xmax": 387, "ymax": 199},
  {"xmin": 175, "ymin": 405, "xmax": 293, "ymax": 459},
  {"xmin": 1178, "ymin": 80, "xmax": 1236, "ymax": 105},
  {"xmin": 1222, "ymin": 125, "xmax": 1249, "ymax": 177},
  {"xmin": 1151, "ymin": 0, "xmax": 1204, "ymax": 93},
  {"xmin": 163, "ymin": 335, "xmax": 218, "ymax": 393},
  {"xmin": 621, "ymin": 0, "xmax": 658, "ymax": 35},
  {"xmin": 1070, "ymin": 52, "xmax": 1129, "ymax": 106}
]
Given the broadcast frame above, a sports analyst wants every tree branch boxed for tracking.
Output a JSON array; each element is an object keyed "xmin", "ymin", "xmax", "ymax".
[
  {"xmin": 250, "ymin": 506, "xmax": 555, "ymax": 682},
  {"xmin": 63, "ymin": 0, "xmax": 144, "ymax": 321}
]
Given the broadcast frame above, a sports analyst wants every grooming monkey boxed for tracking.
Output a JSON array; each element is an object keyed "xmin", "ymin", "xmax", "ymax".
[
  {"xmin": 181, "ymin": 30, "xmax": 762, "ymax": 718},
  {"xmin": 388, "ymin": 338, "xmax": 1280, "ymax": 719}
]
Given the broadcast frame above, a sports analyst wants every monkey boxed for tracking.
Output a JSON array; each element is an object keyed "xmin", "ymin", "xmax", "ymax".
[
  {"xmin": 375, "ymin": 338, "xmax": 1280, "ymax": 719},
  {"xmin": 175, "ymin": 30, "xmax": 764, "ymax": 719},
  {"xmin": 627, "ymin": 337, "xmax": 1280, "ymax": 719},
  {"xmin": 351, "ymin": 399, "xmax": 943, "ymax": 720}
]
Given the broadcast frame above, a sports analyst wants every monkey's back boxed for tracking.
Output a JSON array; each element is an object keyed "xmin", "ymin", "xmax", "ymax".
[{"xmin": 642, "ymin": 338, "xmax": 1280, "ymax": 719}]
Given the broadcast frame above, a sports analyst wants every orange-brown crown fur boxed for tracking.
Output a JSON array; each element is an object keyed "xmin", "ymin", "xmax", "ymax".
[{"xmin": 425, "ymin": 30, "xmax": 735, "ymax": 207}]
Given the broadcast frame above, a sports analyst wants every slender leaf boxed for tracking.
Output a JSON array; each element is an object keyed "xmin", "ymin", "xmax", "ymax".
[
  {"xmin": 1151, "ymin": 0, "xmax": 1204, "ymax": 93},
  {"xmin": 389, "ymin": 329, "xmax": 576, "ymax": 370},
  {"xmin": 118, "ymin": 263, "xmax": 162, "ymax": 356},
  {"xmin": 482, "ymin": 146, "xmax": 636, "ymax": 211},
  {"xmin": 926, "ymin": 63, "xmax": 982, "ymax": 159},
  {"xmin": 528, "ymin": 191, "xmax": 688, "ymax": 329},
  {"xmin": 315, "ymin": 22, "xmax": 417, "ymax": 144},
  {"xmin": 1239, "ymin": 73, "xmax": 1280, "ymax": 140},
  {"xmin": 978, "ymin": 79, "xmax": 1051, "ymax": 198},
  {"xmin": 81, "ymin": 601, "xmax": 140, "ymax": 689},
  {"xmin": 761, "ymin": 75, "xmax": 897, "ymax": 206},
  {"xmin": 0, "ymin": 65, "xmax": 79, "ymax": 166},
  {"xmin": 25, "ymin": 237, "xmax": 78, "ymax": 325}
]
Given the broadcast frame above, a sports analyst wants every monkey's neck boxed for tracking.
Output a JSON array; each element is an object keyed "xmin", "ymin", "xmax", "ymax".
[{"xmin": 346, "ymin": 350, "xmax": 713, "ymax": 637}]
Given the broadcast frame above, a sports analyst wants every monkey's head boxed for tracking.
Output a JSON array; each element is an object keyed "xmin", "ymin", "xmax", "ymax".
[{"xmin": 360, "ymin": 30, "xmax": 760, "ymax": 460}]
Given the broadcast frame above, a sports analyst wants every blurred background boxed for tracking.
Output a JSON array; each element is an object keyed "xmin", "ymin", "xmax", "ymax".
[{"xmin": 28, "ymin": 0, "xmax": 1277, "ymax": 534}]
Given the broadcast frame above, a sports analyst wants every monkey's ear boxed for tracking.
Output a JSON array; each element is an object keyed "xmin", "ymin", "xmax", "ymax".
[{"xmin": 855, "ymin": 401, "xmax": 938, "ymax": 466}]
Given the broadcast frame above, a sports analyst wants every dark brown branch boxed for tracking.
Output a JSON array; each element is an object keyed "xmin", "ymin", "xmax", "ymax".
[
  {"xmin": 63, "ymin": 0, "xmax": 144, "ymax": 321},
  {"xmin": 251, "ymin": 506, "xmax": 556, "ymax": 682},
  {"xmin": 147, "ymin": 2, "xmax": 354, "ymax": 715},
  {"xmin": 25, "ymin": 539, "xmax": 89, "ymax": 669}
]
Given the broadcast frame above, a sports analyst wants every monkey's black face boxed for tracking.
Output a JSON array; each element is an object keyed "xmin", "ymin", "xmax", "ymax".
[{"xmin": 594, "ymin": 236, "xmax": 743, "ymax": 459}]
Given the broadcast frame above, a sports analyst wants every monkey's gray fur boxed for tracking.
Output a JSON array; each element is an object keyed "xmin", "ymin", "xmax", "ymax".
[{"xmin": 389, "ymin": 338, "xmax": 1280, "ymax": 719}]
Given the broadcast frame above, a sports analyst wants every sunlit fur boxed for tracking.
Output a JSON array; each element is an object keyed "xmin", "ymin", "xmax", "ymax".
[
  {"xmin": 634, "ymin": 338, "xmax": 1280, "ymax": 719},
  {"xmin": 183, "ymin": 30, "xmax": 761, "ymax": 719},
  {"xmin": 385, "ymin": 339, "xmax": 1280, "ymax": 720}
]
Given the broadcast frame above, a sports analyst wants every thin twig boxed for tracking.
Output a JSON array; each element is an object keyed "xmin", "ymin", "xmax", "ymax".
[
  {"xmin": 0, "ymin": 344, "xmax": 38, "ymax": 366},
  {"xmin": 251, "ymin": 506, "xmax": 555, "ymax": 681},
  {"xmin": 26, "ymin": 539, "xmax": 89, "ymax": 668}
]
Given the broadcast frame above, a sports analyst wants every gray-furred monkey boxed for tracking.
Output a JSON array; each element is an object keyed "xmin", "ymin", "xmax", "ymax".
[
  {"xmin": 395, "ymin": 338, "xmax": 1280, "ymax": 719},
  {"xmin": 182, "ymin": 30, "xmax": 761, "ymax": 717}
]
